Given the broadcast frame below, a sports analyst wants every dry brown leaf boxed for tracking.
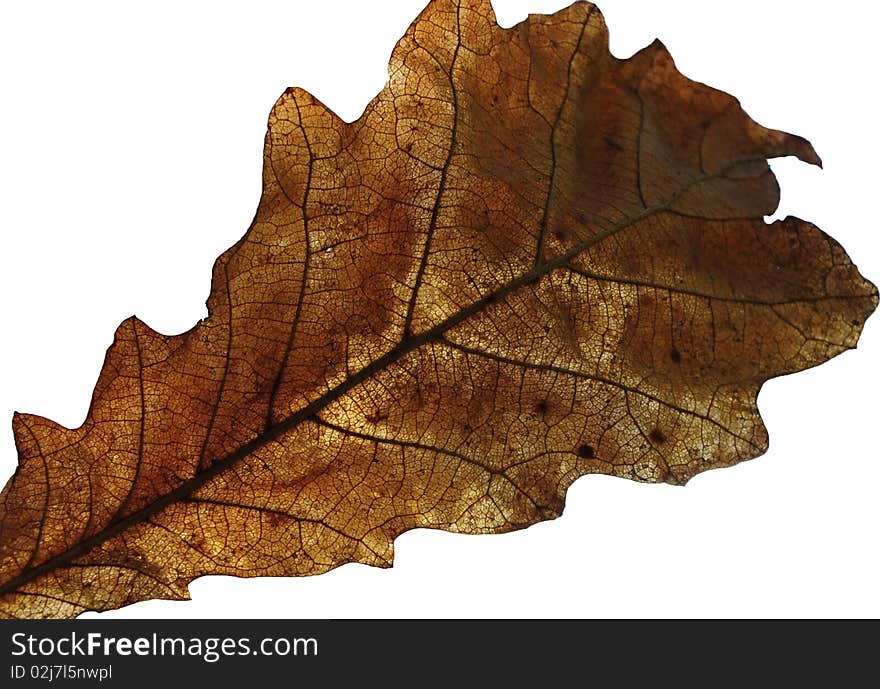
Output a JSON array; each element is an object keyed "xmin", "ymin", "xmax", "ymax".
[{"xmin": 0, "ymin": 0, "xmax": 876, "ymax": 619}]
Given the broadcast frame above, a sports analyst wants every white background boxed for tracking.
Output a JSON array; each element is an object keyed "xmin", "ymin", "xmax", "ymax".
[{"xmin": 0, "ymin": 1, "xmax": 877, "ymax": 618}]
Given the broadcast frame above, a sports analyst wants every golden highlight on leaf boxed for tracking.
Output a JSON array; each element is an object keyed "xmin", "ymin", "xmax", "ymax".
[{"xmin": 0, "ymin": 0, "xmax": 876, "ymax": 618}]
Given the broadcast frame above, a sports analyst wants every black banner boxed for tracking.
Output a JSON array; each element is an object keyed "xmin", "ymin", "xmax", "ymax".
[{"xmin": 0, "ymin": 619, "xmax": 873, "ymax": 686}]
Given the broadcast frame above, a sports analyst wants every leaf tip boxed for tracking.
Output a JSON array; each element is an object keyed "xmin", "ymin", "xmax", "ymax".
[{"xmin": 789, "ymin": 133, "xmax": 822, "ymax": 168}]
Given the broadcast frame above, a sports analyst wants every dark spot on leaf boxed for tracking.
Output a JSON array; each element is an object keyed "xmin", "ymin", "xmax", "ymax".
[
  {"xmin": 366, "ymin": 410, "xmax": 389, "ymax": 424},
  {"xmin": 649, "ymin": 428, "xmax": 666, "ymax": 444},
  {"xmin": 603, "ymin": 135, "xmax": 623, "ymax": 152},
  {"xmin": 577, "ymin": 444, "xmax": 595, "ymax": 458},
  {"xmin": 670, "ymin": 347, "xmax": 682, "ymax": 363},
  {"xmin": 535, "ymin": 399, "xmax": 549, "ymax": 414}
]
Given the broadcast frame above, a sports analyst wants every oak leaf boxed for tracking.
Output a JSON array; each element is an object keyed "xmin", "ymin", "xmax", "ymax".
[{"xmin": 0, "ymin": 0, "xmax": 876, "ymax": 619}]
